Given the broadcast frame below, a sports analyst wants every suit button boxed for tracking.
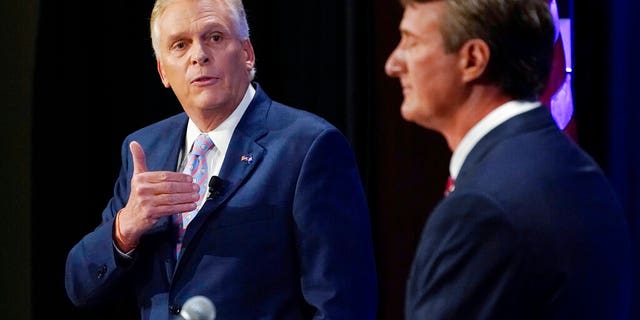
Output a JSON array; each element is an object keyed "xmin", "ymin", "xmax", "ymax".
[
  {"xmin": 168, "ymin": 304, "xmax": 181, "ymax": 315},
  {"xmin": 96, "ymin": 265, "xmax": 107, "ymax": 279}
]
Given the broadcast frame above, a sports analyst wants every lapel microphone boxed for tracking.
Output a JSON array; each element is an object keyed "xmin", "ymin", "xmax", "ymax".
[{"xmin": 207, "ymin": 176, "xmax": 223, "ymax": 200}]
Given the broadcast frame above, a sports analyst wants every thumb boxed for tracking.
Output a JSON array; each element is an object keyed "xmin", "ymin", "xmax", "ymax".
[{"xmin": 129, "ymin": 141, "xmax": 148, "ymax": 174}]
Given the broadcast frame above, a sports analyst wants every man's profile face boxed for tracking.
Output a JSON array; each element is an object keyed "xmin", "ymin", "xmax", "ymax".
[
  {"xmin": 384, "ymin": 2, "xmax": 463, "ymax": 130},
  {"xmin": 155, "ymin": 0, "xmax": 255, "ymax": 116}
]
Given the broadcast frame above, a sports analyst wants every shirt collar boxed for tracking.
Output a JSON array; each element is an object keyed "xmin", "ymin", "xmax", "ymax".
[
  {"xmin": 449, "ymin": 100, "xmax": 541, "ymax": 179},
  {"xmin": 184, "ymin": 83, "xmax": 256, "ymax": 154}
]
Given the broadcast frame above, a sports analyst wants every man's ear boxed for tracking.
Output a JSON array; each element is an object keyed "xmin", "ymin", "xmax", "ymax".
[
  {"xmin": 242, "ymin": 39, "xmax": 256, "ymax": 72},
  {"xmin": 157, "ymin": 59, "xmax": 171, "ymax": 88},
  {"xmin": 458, "ymin": 39, "xmax": 490, "ymax": 83}
]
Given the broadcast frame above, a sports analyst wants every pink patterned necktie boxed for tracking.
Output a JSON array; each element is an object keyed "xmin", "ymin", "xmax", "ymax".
[{"xmin": 174, "ymin": 133, "xmax": 214, "ymax": 258}]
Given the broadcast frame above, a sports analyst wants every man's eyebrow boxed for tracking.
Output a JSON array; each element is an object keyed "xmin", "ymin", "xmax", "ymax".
[
  {"xmin": 164, "ymin": 23, "xmax": 230, "ymax": 43},
  {"xmin": 165, "ymin": 31, "xmax": 187, "ymax": 45}
]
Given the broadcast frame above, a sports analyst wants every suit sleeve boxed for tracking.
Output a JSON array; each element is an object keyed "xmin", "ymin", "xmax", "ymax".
[
  {"xmin": 292, "ymin": 127, "xmax": 378, "ymax": 319},
  {"xmin": 405, "ymin": 192, "xmax": 532, "ymax": 320}
]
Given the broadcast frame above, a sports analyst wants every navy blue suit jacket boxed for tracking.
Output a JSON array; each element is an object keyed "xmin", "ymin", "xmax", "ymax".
[
  {"xmin": 66, "ymin": 84, "xmax": 378, "ymax": 319},
  {"xmin": 405, "ymin": 106, "xmax": 632, "ymax": 319}
]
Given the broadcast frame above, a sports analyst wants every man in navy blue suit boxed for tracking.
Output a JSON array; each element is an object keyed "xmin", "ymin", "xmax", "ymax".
[
  {"xmin": 385, "ymin": 0, "xmax": 632, "ymax": 319},
  {"xmin": 65, "ymin": 0, "xmax": 378, "ymax": 319}
]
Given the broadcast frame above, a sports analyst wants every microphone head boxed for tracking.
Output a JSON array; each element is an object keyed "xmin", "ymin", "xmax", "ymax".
[
  {"xmin": 208, "ymin": 176, "xmax": 223, "ymax": 189},
  {"xmin": 180, "ymin": 295, "xmax": 216, "ymax": 320}
]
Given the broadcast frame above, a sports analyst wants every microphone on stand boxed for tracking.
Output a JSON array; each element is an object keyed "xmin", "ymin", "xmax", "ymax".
[{"xmin": 179, "ymin": 295, "xmax": 216, "ymax": 320}]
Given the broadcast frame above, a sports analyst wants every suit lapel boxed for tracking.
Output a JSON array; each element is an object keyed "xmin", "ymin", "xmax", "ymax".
[{"xmin": 176, "ymin": 84, "xmax": 270, "ymax": 266}]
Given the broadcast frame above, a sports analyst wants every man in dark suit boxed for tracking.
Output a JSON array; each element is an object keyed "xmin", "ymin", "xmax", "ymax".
[
  {"xmin": 65, "ymin": 0, "xmax": 378, "ymax": 319},
  {"xmin": 385, "ymin": 0, "xmax": 632, "ymax": 319}
]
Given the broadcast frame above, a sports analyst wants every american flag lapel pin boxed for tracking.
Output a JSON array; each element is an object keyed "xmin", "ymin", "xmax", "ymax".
[{"xmin": 241, "ymin": 154, "xmax": 254, "ymax": 164}]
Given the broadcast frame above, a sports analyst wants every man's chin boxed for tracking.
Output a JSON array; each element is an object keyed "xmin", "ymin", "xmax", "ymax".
[
  {"xmin": 401, "ymin": 103, "xmax": 438, "ymax": 131},
  {"xmin": 400, "ymin": 102, "xmax": 417, "ymax": 122}
]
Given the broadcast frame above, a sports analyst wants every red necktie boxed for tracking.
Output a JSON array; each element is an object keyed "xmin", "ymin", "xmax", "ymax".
[{"xmin": 444, "ymin": 176, "xmax": 455, "ymax": 197}]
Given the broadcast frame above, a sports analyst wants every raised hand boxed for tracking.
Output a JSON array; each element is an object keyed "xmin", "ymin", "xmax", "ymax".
[{"xmin": 116, "ymin": 141, "xmax": 199, "ymax": 247}]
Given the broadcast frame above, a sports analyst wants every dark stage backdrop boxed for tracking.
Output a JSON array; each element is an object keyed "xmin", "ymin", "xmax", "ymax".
[
  {"xmin": 0, "ymin": 0, "xmax": 633, "ymax": 318},
  {"xmin": 1, "ymin": 0, "xmax": 36, "ymax": 319}
]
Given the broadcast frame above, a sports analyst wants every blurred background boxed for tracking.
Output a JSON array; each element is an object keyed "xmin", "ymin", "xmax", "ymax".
[{"xmin": 2, "ymin": 0, "xmax": 638, "ymax": 318}]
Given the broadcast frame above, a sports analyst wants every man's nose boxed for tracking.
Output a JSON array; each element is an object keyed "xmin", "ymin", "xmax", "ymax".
[
  {"xmin": 385, "ymin": 47, "xmax": 404, "ymax": 77},
  {"xmin": 191, "ymin": 44, "xmax": 210, "ymax": 65}
]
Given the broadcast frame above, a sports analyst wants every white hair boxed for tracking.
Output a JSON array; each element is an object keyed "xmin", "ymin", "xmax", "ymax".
[{"xmin": 149, "ymin": 0, "xmax": 250, "ymax": 56}]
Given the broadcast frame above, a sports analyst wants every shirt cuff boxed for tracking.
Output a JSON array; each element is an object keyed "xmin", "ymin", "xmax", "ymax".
[{"xmin": 113, "ymin": 241, "xmax": 136, "ymax": 259}]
